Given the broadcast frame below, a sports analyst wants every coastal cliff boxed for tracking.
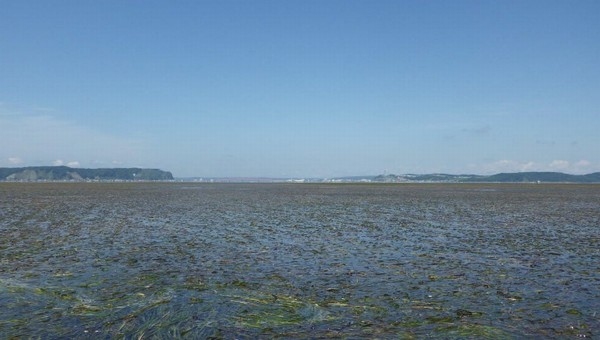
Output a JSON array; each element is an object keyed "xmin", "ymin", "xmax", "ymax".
[{"xmin": 0, "ymin": 166, "xmax": 173, "ymax": 181}]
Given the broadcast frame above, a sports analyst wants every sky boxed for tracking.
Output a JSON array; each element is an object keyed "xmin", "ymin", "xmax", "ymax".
[{"xmin": 1, "ymin": 0, "xmax": 599, "ymax": 178}]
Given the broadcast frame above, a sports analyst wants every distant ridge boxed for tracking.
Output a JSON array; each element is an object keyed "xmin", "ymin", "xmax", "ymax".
[
  {"xmin": 371, "ymin": 172, "xmax": 600, "ymax": 183},
  {"xmin": 0, "ymin": 166, "xmax": 173, "ymax": 181}
]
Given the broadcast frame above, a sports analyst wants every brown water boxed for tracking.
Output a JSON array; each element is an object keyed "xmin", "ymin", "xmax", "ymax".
[{"xmin": 1, "ymin": 183, "xmax": 598, "ymax": 338}]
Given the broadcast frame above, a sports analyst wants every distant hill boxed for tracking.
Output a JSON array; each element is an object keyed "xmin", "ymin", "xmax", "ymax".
[
  {"xmin": 477, "ymin": 172, "xmax": 600, "ymax": 183},
  {"xmin": 0, "ymin": 166, "xmax": 173, "ymax": 181},
  {"xmin": 370, "ymin": 172, "xmax": 600, "ymax": 183}
]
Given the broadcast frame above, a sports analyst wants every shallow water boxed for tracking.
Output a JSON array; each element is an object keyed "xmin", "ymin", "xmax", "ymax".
[{"xmin": 1, "ymin": 183, "xmax": 599, "ymax": 338}]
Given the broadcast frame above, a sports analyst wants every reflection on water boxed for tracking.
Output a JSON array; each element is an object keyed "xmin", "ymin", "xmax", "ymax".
[{"xmin": 1, "ymin": 183, "xmax": 599, "ymax": 338}]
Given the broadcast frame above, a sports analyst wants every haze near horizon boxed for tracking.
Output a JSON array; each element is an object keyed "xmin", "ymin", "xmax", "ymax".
[{"xmin": 1, "ymin": 1, "xmax": 599, "ymax": 178}]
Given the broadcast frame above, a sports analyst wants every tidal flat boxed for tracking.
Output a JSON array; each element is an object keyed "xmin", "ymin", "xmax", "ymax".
[{"xmin": 0, "ymin": 182, "xmax": 598, "ymax": 338}]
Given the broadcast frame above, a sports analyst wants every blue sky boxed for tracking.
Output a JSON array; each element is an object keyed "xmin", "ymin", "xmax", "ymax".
[{"xmin": 1, "ymin": 1, "xmax": 599, "ymax": 178}]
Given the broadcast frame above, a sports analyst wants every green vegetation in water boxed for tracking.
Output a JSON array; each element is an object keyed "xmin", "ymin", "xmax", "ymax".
[
  {"xmin": 436, "ymin": 323, "xmax": 513, "ymax": 338},
  {"xmin": 231, "ymin": 291, "xmax": 332, "ymax": 330}
]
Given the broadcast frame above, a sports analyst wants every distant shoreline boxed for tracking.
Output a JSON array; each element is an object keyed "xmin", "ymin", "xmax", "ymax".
[
  {"xmin": 175, "ymin": 171, "xmax": 600, "ymax": 184},
  {"xmin": 2, "ymin": 166, "xmax": 599, "ymax": 183}
]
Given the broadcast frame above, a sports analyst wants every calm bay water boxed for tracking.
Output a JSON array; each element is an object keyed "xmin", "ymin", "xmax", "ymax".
[{"xmin": 1, "ymin": 183, "xmax": 599, "ymax": 338}]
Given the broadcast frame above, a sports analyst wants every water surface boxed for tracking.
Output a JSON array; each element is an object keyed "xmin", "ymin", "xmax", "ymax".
[{"xmin": 1, "ymin": 183, "xmax": 598, "ymax": 338}]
